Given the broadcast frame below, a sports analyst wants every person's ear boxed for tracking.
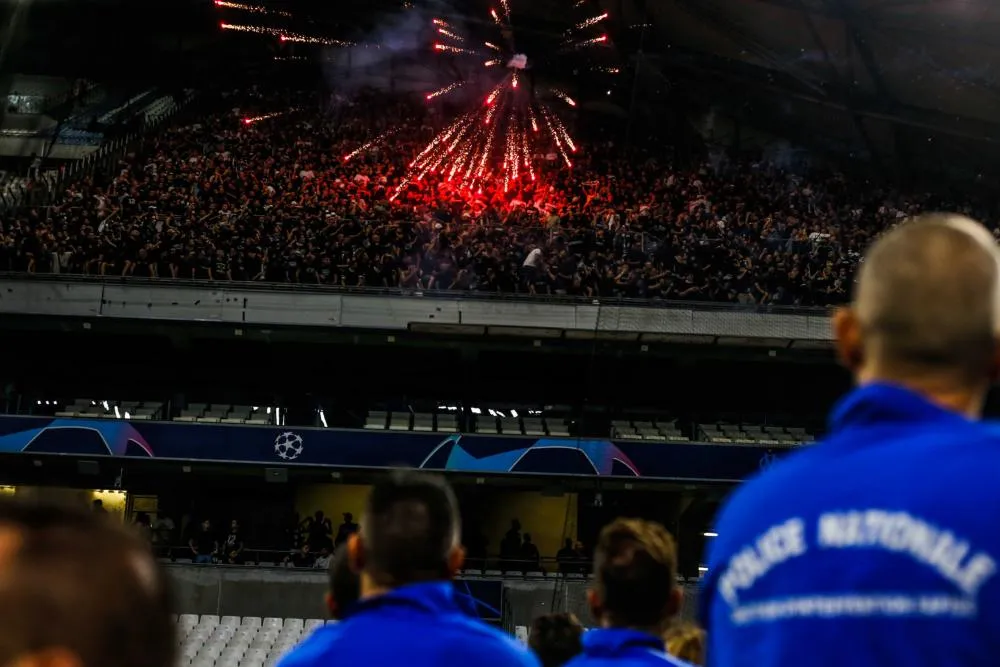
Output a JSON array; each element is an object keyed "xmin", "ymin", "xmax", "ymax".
[
  {"xmin": 447, "ymin": 544, "xmax": 466, "ymax": 578},
  {"xmin": 324, "ymin": 591, "xmax": 338, "ymax": 620},
  {"xmin": 347, "ymin": 532, "xmax": 364, "ymax": 575},
  {"xmin": 586, "ymin": 588, "xmax": 603, "ymax": 625},
  {"xmin": 666, "ymin": 586, "xmax": 683, "ymax": 620},
  {"xmin": 833, "ymin": 307, "xmax": 864, "ymax": 376}
]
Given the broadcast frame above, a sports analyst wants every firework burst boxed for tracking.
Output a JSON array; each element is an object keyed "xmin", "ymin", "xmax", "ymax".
[{"xmin": 390, "ymin": 2, "xmax": 611, "ymax": 201}]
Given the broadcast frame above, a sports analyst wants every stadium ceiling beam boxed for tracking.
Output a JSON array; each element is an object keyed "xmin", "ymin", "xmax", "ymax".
[
  {"xmin": 737, "ymin": 0, "xmax": 844, "ymax": 19},
  {"xmin": 668, "ymin": 0, "xmax": 830, "ymax": 99},
  {"xmin": 661, "ymin": 51, "xmax": 1000, "ymax": 144},
  {"xmin": 793, "ymin": 0, "xmax": 886, "ymax": 171},
  {"xmin": 825, "ymin": 0, "xmax": 894, "ymax": 105}
]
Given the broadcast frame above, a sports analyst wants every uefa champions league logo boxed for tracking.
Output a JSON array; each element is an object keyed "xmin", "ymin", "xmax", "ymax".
[{"xmin": 274, "ymin": 432, "xmax": 304, "ymax": 460}]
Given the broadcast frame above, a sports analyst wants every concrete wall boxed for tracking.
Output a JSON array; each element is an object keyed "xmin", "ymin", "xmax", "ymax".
[
  {"xmin": 166, "ymin": 564, "xmax": 505, "ymax": 622},
  {"xmin": 166, "ymin": 564, "xmax": 329, "ymax": 619}
]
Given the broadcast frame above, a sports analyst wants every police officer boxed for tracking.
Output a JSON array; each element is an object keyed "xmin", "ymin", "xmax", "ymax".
[
  {"xmin": 702, "ymin": 214, "xmax": 1000, "ymax": 666},
  {"xmin": 279, "ymin": 470, "xmax": 538, "ymax": 667},
  {"xmin": 568, "ymin": 518, "xmax": 691, "ymax": 667}
]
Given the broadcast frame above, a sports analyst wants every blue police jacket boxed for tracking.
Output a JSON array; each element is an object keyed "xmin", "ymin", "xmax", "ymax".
[
  {"xmin": 702, "ymin": 383, "xmax": 1000, "ymax": 667},
  {"xmin": 565, "ymin": 628, "xmax": 691, "ymax": 667},
  {"xmin": 278, "ymin": 581, "xmax": 539, "ymax": 667}
]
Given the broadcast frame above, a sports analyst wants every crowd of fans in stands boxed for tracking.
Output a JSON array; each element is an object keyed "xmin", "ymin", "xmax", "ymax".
[{"xmin": 1, "ymin": 87, "xmax": 994, "ymax": 306}]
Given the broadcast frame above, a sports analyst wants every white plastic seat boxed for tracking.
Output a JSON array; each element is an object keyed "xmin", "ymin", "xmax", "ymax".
[
  {"xmin": 283, "ymin": 618, "xmax": 304, "ymax": 632},
  {"xmin": 262, "ymin": 617, "xmax": 283, "ymax": 630},
  {"xmin": 241, "ymin": 616, "xmax": 262, "ymax": 628},
  {"xmin": 199, "ymin": 615, "xmax": 219, "ymax": 628},
  {"xmin": 179, "ymin": 614, "xmax": 199, "ymax": 627},
  {"xmin": 303, "ymin": 619, "xmax": 324, "ymax": 632}
]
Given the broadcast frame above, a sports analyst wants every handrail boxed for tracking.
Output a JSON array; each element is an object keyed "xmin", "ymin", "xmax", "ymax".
[
  {"xmin": 0, "ymin": 272, "xmax": 834, "ymax": 316},
  {"xmin": 156, "ymin": 545, "xmax": 592, "ymax": 574}
]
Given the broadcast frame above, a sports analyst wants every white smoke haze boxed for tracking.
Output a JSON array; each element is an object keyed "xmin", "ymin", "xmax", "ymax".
[{"xmin": 322, "ymin": 0, "xmax": 474, "ymax": 97}]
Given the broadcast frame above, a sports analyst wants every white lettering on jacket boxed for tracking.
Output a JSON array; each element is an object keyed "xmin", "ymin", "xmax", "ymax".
[
  {"xmin": 817, "ymin": 510, "xmax": 996, "ymax": 598},
  {"xmin": 717, "ymin": 518, "xmax": 807, "ymax": 606}
]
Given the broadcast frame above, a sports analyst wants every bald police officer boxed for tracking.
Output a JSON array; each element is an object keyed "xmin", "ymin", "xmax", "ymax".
[{"xmin": 702, "ymin": 214, "xmax": 1000, "ymax": 667}]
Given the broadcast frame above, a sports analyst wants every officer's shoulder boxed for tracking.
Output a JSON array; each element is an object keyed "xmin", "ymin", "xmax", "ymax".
[
  {"xmin": 448, "ymin": 615, "xmax": 539, "ymax": 664},
  {"xmin": 276, "ymin": 624, "xmax": 346, "ymax": 667}
]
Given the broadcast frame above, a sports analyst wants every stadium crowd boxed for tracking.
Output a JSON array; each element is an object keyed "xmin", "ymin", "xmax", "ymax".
[{"xmin": 4, "ymin": 88, "xmax": 992, "ymax": 306}]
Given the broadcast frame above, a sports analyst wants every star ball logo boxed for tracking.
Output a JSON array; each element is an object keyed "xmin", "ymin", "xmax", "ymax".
[{"xmin": 274, "ymin": 432, "xmax": 304, "ymax": 460}]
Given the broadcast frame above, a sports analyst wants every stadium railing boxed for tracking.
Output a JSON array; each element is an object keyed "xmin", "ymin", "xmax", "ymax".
[{"xmin": 0, "ymin": 271, "xmax": 833, "ymax": 315}]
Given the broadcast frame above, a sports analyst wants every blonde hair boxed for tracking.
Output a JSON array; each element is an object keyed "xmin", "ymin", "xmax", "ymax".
[{"xmin": 664, "ymin": 622, "xmax": 705, "ymax": 666}]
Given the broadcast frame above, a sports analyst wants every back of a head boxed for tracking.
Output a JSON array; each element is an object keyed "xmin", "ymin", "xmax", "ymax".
[
  {"xmin": 665, "ymin": 622, "xmax": 706, "ymax": 666},
  {"xmin": 853, "ymin": 213, "xmax": 1000, "ymax": 385},
  {"xmin": 328, "ymin": 547, "xmax": 360, "ymax": 620},
  {"xmin": 528, "ymin": 613, "xmax": 584, "ymax": 667},
  {"xmin": 591, "ymin": 518, "xmax": 678, "ymax": 631},
  {"xmin": 0, "ymin": 498, "xmax": 174, "ymax": 667},
  {"xmin": 362, "ymin": 470, "xmax": 461, "ymax": 587}
]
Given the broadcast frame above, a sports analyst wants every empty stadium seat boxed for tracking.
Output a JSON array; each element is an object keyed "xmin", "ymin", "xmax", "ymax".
[
  {"xmin": 176, "ymin": 614, "xmax": 333, "ymax": 667},
  {"xmin": 499, "ymin": 417, "xmax": 521, "ymax": 435},
  {"xmin": 437, "ymin": 413, "xmax": 459, "ymax": 432},
  {"xmin": 364, "ymin": 410, "xmax": 387, "ymax": 429},
  {"xmin": 388, "ymin": 412, "xmax": 411, "ymax": 431},
  {"xmin": 412, "ymin": 413, "xmax": 435, "ymax": 431},
  {"xmin": 522, "ymin": 417, "xmax": 545, "ymax": 436}
]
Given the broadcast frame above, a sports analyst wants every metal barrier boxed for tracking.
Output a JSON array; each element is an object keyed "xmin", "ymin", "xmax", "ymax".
[{"xmin": 165, "ymin": 562, "xmax": 504, "ymax": 622}]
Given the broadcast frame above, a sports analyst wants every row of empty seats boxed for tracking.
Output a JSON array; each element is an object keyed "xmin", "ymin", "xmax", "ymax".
[
  {"xmin": 364, "ymin": 411, "xmax": 570, "ymax": 437},
  {"xmin": 611, "ymin": 419, "xmax": 689, "ymax": 442},
  {"xmin": 365, "ymin": 410, "xmax": 459, "ymax": 432},
  {"xmin": 487, "ymin": 415, "xmax": 569, "ymax": 437},
  {"xmin": 176, "ymin": 404, "xmax": 274, "ymax": 425},
  {"xmin": 55, "ymin": 398, "xmax": 164, "ymax": 420},
  {"xmin": 698, "ymin": 423, "xmax": 814, "ymax": 445},
  {"xmin": 177, "ymin": 614, "xmax": 329, "ymax": 667}
]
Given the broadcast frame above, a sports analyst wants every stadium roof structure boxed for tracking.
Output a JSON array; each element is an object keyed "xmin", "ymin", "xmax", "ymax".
[{"xmin": 601, "ymin": 0, "xmax": 1000, "ymax": 180}]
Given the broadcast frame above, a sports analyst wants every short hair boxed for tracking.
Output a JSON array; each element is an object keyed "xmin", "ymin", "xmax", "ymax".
[
  {"xmin": 328, "ymin": 548, "xmax": 360, "ymax": 619},
  {"xmin": 592, "ymin": 518, "xmax": 678, "ymax": 629},
  {"xmin": 361, "ymin": 470, "xmax": 460, "ymax": 587},
  {"xmin": 0, "ymin": 498, "xmax": 175, "ymax": 667},
  {"xmin": 855, "ymin": 213, "xmax": 1000, "ymax": 383},
  {"xmin": 528, "ymin": 613, "xmax": 584, "ymax": 667}
]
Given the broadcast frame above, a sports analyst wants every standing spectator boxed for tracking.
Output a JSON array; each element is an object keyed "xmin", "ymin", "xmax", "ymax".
[
  {"xmin": 0, "ymin": 498, "xmax": 175, "ymax": 667},
  {"xmin": 702, "ymin": 214, "xmax": 1000, "ymax": 667},
  {"xmin": 501, "ymin": 519, "xmax": 522, "ymax": 568},
  {"xmin": 189, "ymin": 519, "xmax": 217, "ymax": 564},
  {"xmin": 521, "ymin": 533, "xmax": 541, "ymax": 571},
  {"xmin": 529, "ymin": 613, "xmax": 584, "ymax": 667},
  {"xmin": 222, "ymin": 519, "xmax": 244, "ymax": 564},
  {"xmin": 302, "ymin": 510, "xmax": 332, "ymax": 552},
  {"xmin": 277, "ymin": 470, "xmax": 539, "ymax": 667},
  {"xmin": 334, "ymin": 511, "xmax": 358, "ymax": 550},
  {"xmin": 568, "ymin": 518, "xmax": 690, "ymax": 667},
  {"xmin": 557, "ymin": 538, "xmax": 577, "ymax": 575}
]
